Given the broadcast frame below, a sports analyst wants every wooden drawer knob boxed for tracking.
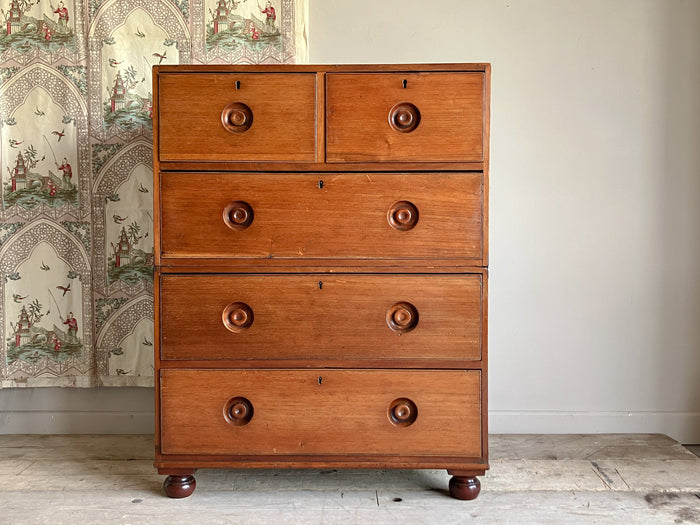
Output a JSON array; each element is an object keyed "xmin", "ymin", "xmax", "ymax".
[
  {"xmin": 221, "ymin": 102, "xmax": 253, "ymax": 133},
  {"xmin": 389, "ymin": 398, "xmax": 418, "ymax": 426},
  {"xmin": 388, "ymin": 201, "xmax": 419, "ymax": 231},
  {"xmin": 224, "ymin": 397, "xmax": 254, "ymax": 426},
  {"xmin": 223, "ymin": 201, "xmax": 253, "ymax": 230},
  {"xmin": 386, "ymin": 301, "xmax": 419, "ymax": 333},
  {"xmin": 222, "ymin": 302, "xmax": 254, "ymax": 332},
  {"xmin": 389, "ymin": 102, "xmax": 420, "ymax": 133}
]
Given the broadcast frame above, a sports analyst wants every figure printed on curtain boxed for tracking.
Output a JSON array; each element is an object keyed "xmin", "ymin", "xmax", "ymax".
[
  {"xmin": 5, "ymin": 241, "xmax": 83, "ymax": 366},
  {"xmin": 0, "ymin": 0, "xmax": 76, "ymax": 53},
  {"xmin": 2, "ymin": 87, "xmax": 78, "ymax": 209},
  {"xmin": 206, "ymin": 0, "xmax": 282, "ymax": 53}
]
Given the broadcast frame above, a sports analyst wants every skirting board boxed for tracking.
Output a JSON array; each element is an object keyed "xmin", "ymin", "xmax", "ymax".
[
  {"xmin": 1, "ymin": 388, "xmax": 699, "ymax": 443},
  {"xmin": 490, "ymin": 411, "xmax": 700, "ymax": 444},
  {"xmin": 0, "ymin": 387, "xmax": 154, "ymax": 435}
]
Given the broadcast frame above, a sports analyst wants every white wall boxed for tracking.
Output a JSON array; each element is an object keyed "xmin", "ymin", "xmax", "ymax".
[
  {"xmin": 308, "ymin": 0, "xmax": 700, "ymax": 442},
  {"xmin": 2, "ymin": 0, "xmax": 700, "ymax": 442}
]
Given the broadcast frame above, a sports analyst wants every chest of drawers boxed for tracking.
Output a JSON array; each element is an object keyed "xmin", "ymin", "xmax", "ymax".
[{"xmin": 153, "ymin": 63, "xmax": 490, "ymax": 500}]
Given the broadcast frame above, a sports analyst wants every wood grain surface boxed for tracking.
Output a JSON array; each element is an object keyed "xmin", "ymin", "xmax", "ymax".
[
  {"xmin": 153, "ymin": 64, "xmax": 491, "ymax": 495},
  {"xmin": 326, "ymin": 72, "xmax": 484, "ymax": 162},
  {"xmin": 159, "ymin": 172, "xmax": 484, "ymax": 262},
  {"xmin": 160, "ymin": 369, "xmax": 482, "ymax": 457},
  {"xmin": 159, "ymin": 273, "xmax": 483, "ymax": 362},
  {"xmin": 158, "ymin": 73, "xmax": 317, "ymax": 162}
]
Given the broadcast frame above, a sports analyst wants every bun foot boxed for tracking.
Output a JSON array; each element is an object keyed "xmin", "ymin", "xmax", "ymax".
[
  {"xmin": 448, "ymin": 475, "xmax": 481, "ymax": 500},
  {"xmin": 163, "ymin": 474, "xmax": 196, "ymax": 498}
]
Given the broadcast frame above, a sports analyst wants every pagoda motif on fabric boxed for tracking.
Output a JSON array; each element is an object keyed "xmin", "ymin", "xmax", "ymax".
[
  {"xmin": 2, "ymin": 141, "xmax": 78, "ymax": 209},
  {"xmin": 111, "ymin": 226, "xmax": 132, "ymax": 268},
  {"xmin": 2, "ymin": 143, "xmax": 78, "ymax": 208},
  {"xmin": 107, "ymin": 222, "xmax": 153, "ymax": 285},
  {"xmin": 6, "ymin": 293, "xmax": 83, "ymax": 365},
  {"xmin": 102, "ymin": 66, "xmax": 152, "ymax": 131},
  {"xmin": 5, "ymin": 0, "xmax": 21, "ymax": 35},
  {"xmin": 212, "ymin": 0, "xmax": 229, "ymax": 34},
  {"xmin": 206, "ymin": 0, "xmax": 281, "ymax": 52},
  {"xmin": 13, "ymin": 306, "xmax": 31, "ymax": 347},
  {"xmin": 9, "ymin": 151, "xmax": 27, "ymax": 191},
  {"xmin": 110, "ymin": 71, "xmax": 126, "ymax": 112},
  {"xmin": 0, "ymin": 0, "xmax": 76, "ymax": 53}
]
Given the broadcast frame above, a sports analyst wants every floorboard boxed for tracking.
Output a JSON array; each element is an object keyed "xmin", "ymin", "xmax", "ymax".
[{"xmin": 1, "ymin": 434, "xmax": 698, "ymax": 524}]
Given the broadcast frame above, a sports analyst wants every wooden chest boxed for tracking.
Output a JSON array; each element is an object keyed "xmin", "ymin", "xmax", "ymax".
[{"xmin": 153, "ymin": 64, "xmax": 490, "ymax": 500}]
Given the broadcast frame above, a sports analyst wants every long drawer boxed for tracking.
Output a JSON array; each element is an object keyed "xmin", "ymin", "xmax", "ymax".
[
  {"xmin": 160, "ymin": 369, "xmax": 482, "ymax": 457},
  {"xmin": 158, "ymin": 172, "xmax": 484, "ymax": 262},
  {"xmin": 159, "ymin": 273, "xmax": 484, "ymax": 362}
]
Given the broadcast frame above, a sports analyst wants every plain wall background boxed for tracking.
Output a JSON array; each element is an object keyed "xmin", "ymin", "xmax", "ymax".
[{"xmin": 2, "ymin": 0, "xmax": 700, "ymax": 442}]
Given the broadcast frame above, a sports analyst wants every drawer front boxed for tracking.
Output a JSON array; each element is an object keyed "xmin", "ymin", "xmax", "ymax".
[
  {"xmin": 159, "ymin": 172, "xmax": 483, "ymax": 261},
  {"xmin": 157, "ymin": 73, "xmax": 317, "ymax": 162},
  {"xmin": 160, "ymin": 369, "xmax": 482, "ymax": 457},
  {"xmin": 326, "ymin": 72, "xmax": 484, "ymax": 162},
  {"xmin": 159, "ymin": 274, "xmax": 483, "ymax": 362}
]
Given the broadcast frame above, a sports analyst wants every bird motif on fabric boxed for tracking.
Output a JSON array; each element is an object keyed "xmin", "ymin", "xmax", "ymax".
[{"xmin": 153, "ymin": 51, "xmax": 167, "ymax": 64}]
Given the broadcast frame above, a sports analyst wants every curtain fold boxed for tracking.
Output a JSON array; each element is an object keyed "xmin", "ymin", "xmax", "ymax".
[{"xmin": 1, "ymin": 0, "xmax": 306, "ymax": 388}]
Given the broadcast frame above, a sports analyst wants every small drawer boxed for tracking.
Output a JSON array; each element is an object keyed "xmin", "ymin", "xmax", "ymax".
[
  {"xmin": 158, "ymin": 172, "xmax": 484, "ymax": 262},
  {"xmin": 159, "ymin": 273, "xmax": 484, "ymax": 363},
  {"xmin": 157, "ymin": 73, "xmax": 317, "ymax": 162},
  {"xmin": 326, "ymin": 72, "xmax": 485, "ymax": 162},
  {"xmin": 160, "ymin": 369, "xmax": 482, "ymax": 457}
]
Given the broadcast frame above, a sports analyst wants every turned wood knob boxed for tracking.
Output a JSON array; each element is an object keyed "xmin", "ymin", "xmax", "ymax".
[
  {"xmin": 222, "ymin": 302, "xmax": 254, "ymax": 332},
  {"xmin": 389, "ymin": 102, "xmax": 420, "ymax": 133},
  {"xmin": 388, "ymin": 201, "xmax": 419, "ymax": 231},
  {"xmin": 386, "ymin": 301, "xmax": 419, "ymax": 333},
  {"xmin": 388, "ymin": 398, "xmax": 418, "ymax": 426},
  {"xmin": 223, "ymin": 201, "xmax": 253, "ymax": 230},
  {"xmin": 225, "ymin": 396, "xmax": 254, "ymax": 425},
  {"xmin": 221, "ymin": 102, "xmax": 253, "ymax": 133}
]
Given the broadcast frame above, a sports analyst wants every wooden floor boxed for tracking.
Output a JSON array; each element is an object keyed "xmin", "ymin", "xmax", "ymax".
[{"xmin": 1, "ymin": 434, "xmax": 698, "ymax": 524}]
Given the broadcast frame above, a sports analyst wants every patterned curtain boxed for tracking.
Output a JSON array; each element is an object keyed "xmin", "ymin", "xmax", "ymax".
[{"xmin": 0, "ymin": 0, "xmax": 307, "ymax": 388}]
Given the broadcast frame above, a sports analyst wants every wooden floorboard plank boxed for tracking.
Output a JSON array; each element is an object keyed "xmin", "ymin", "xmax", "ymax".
[
  {"xmin": 1, "ymin": 490, "xmax": 698, "ymax": 525},
  {"xmin": 0, "ymin": 434, "xmax": 698, "ymax": 524},
  {"xmin": 490, "ymin": 433, "xmax": 696, "ymax": 461}
]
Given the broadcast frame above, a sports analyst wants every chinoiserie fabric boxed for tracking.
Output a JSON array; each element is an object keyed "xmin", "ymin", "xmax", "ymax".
[{"xmin": 0, "ymin": 0, "xmax": 306, "ymax": 387}]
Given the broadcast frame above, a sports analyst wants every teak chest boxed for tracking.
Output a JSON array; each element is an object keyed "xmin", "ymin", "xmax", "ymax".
[{"xmin": 153, "ymin": 63, "xmax": 491, "ymax": 500}]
